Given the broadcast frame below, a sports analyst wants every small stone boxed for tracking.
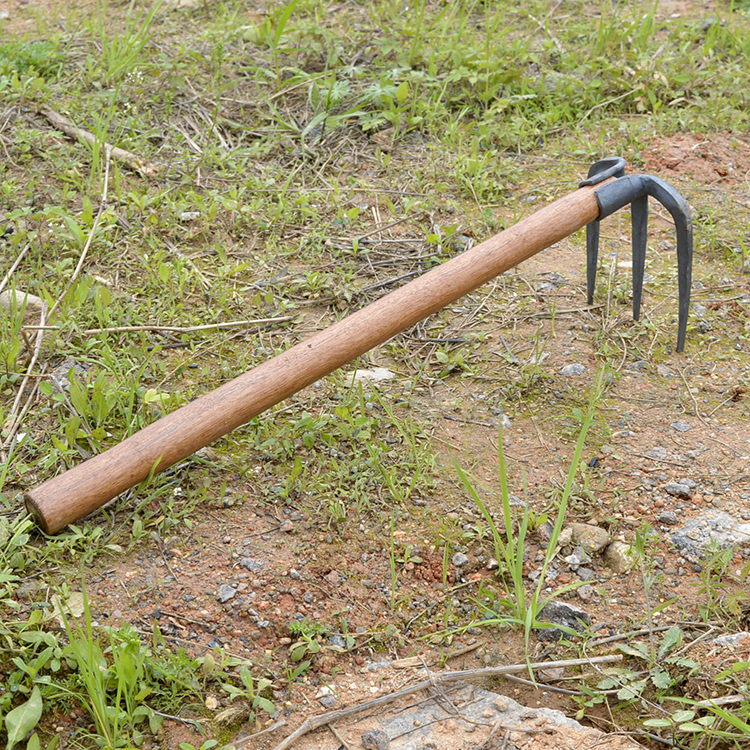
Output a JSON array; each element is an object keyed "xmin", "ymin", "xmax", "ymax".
[
  {"xmin": 180, "ymin": 211, "xmax": 201, "ymax": 221},
  {"xmin": 564, "ymin": 546, "xmax": 589, "ymax": 568},
  {"xmin": 319, "ymin": 695, "xmax": 337, "ymax": 708},
  {"xmin": 1, "ymin": 289, "xmax": 44, "ymax": 320},
  {"xmin": 658, "ymin": 511, "xmax": 679, "ymax": 525},
  {"xmin": 14, "ymin": 580, "xmax": 41, "ymax": 601},
  {"xmin": 645, "ymin": 446, "xmax": 668, "ymax": 460},
  {"xmin": 560, "ymin": 363, "xmax": 586, "ymax": 377},
  {"xmin": 241, "ymin": 558, "xmax": 264, "ymax": 573},
  {"xmin": 577, "ymin": 584, "xmax": 593, "ymax": 601},
  {"xmin": 665, "ymin": 482, "xmax": 691, "ymax": 497},
  {"xmin": 452, "ymin": 552, "xmax": 469, "ymax": 567},
  {"xmin": 671, "ymin": 421, "xmax": 692, "ymax": 432},
  {"xmin": 656, "ymin": 364, "xmax": 674, "ymax": 378},
  {"xmin": 328, "ymin": 635, "xmax": 347, "ymax": 649},
  {"xmin": 216, "ymin": 584, "xmax": 237, "ymax": 603},
  {"xmin": 351, "ymin": 367, "xmax": 395, "ymax": 384},
  {"xmin": 537, "ymin": 522, "xmax": 553, "ymax": 543},
  {"xmin": 486, "ymin": 558, "xmax": 499, "ymax": 570},
  {"xmin": 710, "ymin": 632, "xmax": 750, "ymax": 648},
  {"xmin": 361, "ymin": 729, "xmax": 389, "ymax": 750},
  {"xmin": 625, "ymin": 360, "xmax": 648, "ymax": 373},
  {"xmin": 325, "ymin": 570, "xmax": 342, "ymax": 585},
  {"xmin": 604, "ymin": 541, "xmax": 634, "ymax": 573},
  {"xmin": 569, "ymin": 523, "xmax": 610, "ymax": 553},
  {"xmin": 50, "ymin": 360, "xmax": 89, "ymax": 393},
  {"xmin": 536, "ymin": 601, "xmax": 591, "ymax": 641},
  {"xmin": 493, "ymin": 696, "xmax": 510, "ymax": 712},
  {"xmin": 279, "ymin": 519, "xmax": 294, "ymax": 533}
]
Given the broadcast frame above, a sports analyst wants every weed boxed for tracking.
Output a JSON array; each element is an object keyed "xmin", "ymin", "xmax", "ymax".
[
  {"xmin": 456, "ymin": 371, "xmax": 606, "ymax": 655},
  {"xmin": 85, "ymin": 0, "xmax": 162, "ymax": 85},
  {"xmin": 691, "ymin": 542, "xmax": 749, "ymax": 625},
  {"xmin": 55, "ymin": 586, "xmax": 164, "ymax": 748}
]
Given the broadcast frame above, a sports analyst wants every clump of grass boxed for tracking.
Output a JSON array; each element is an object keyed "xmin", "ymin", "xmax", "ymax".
[{"xmin": 456, "ymin": 371, "xmax": 605, "ymax": 653}]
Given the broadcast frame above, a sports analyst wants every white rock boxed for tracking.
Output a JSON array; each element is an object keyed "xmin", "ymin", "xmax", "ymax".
[
  {"xmin": 351, "ymin": 367, "xmax": 394, "ymax": 383},
  {"xmin": 0, "ymin": 289, "xmax": 44, "ymax": 318}
]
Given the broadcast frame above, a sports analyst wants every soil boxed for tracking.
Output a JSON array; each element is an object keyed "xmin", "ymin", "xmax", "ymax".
[{"xmin": 2, "ymin": 1, "xmax": 750, "ymax": 750}]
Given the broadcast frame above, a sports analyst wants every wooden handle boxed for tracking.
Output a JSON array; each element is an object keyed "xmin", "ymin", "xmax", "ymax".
[{"xmin": 25, "ymin": 185, "xmax": 603, "ymax": 534}]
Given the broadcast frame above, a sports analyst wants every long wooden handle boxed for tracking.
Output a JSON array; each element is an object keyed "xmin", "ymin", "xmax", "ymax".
[{"xmin": 25, "ymin": 185, "xmax": 604, "ymax": 534}]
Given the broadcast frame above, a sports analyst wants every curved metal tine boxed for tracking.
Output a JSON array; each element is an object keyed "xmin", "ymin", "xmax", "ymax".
[
  {"xmin": 631, "ymin": 195, "xmax": 648, "ymax": 321},
  {"xmin": 582, "ymin": 158, "xmax": 627, "ymax": 306},
  {"xmin": 586, "ymin": 221, "xmax": 600, "ymax": 306},
  {"xmin": 642, "ymin": 176, "xmax": 693, "ymax": 353}
]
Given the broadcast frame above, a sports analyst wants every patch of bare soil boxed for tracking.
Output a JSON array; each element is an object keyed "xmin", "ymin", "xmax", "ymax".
[{"xmin": 642, "ymin": 132, "xmax": 750, "ymax": 186}]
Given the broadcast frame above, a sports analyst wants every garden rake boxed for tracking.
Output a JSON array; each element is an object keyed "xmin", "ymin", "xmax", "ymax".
[{"xmin": 25, "ymin": 158, "xmax": 693, "ymax": 534}]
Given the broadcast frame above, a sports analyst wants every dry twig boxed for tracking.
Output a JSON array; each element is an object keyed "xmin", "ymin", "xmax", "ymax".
[
  {"xmin": 22, "ymin": 316, "xmax": 295, "ymax": 336},
  {"xmin": 39, "ymin": 104, "xmax": 159, "ymax": 177},
  {"xmin": 0, "ymin": 243, "xmax": 32, "ymax": 295},
  {"xmin": 1, "ymin": 302, "xmax": 48, "ymax": 457}
]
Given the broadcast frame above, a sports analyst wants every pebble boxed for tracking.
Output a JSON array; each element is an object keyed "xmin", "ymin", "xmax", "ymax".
[
  {"xmin": 575, "ymin": 567, "xmax": 596, "ymax": 581},
  {"xmin": 560, "ymin": 363, "xmax": 586, "ymax": 377},
  {"xmin": 14, "ymin": 580, "xmax": 41, "ymax": 601},
  {"xmin": 452, "ymin": 552, "xmax": 469, "ymax": 567},
  {"xmin": 50, "ymin": 360, "xmax": 89, "ymax": 392},
  {"xmin": 216, "ymin": 584, "xmax": 237, "ymax": 603},
  {"xmin": 625, "ymin": 360, "xmax": 649, "ymax": 373},
  {"xmin": 604, "ymin": 541, "xmax": 634, "ymax": 573},
  {"xmin": 665, "ymin": 482, "xmax": 691, "ymax": 497},
  {"xmin": 361, "ymin": 729, "xmax": 389, "ymax": 750},
  {"xmin": 671, "ymin": 510, "xmax": 750, "ymax": 560},
  {"xmin": 325, "ymin": 570, "xmax": 342, "ymax": 585},
  {"xmin": 352, "ymin": 367, "xmax": 395, "ymax": 384},
  {"xmin": 568, "ymin": 523, "xmax": 610, "ymax": 553},
  {"xmin": 644, "ymin": 446, "xmax": 668, "ymax": 460},
  {"xmin": 241, "ymin": 558, "xmax": 264, "ymax": 573},
  {"xmin": 670, "ymin": 421, "xmax": 692, "ymax": 432},
  {"xmin": 279, "ymin": 519, "xmax": 294, "ymax": 533},
  {"xmin": 577, "ymin": 584, "xmax": 593, "ymax": 601},
  {"xmin": 657, "ymin": 511, "xmax": 679, "ymax": 525},
  {"xmin": 536, "ymin": 601, "xmax": 591, "ymax": 641}
]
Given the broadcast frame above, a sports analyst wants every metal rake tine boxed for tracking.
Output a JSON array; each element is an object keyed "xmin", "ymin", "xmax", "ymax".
[
  {"xmin": 586, "ymin": 221, "xmax": 600, "ymax": 306},
  {"xmin": 580, "ymin": 157, "xmax": 626, "ymax": 307},
  {"xmin": 631, "ymin": 194, "xmax": 648, "ymax": 321}
]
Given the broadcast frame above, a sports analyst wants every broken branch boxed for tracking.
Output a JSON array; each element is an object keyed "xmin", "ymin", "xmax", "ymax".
[{"xmin": 39, "ymin": 104, "xmax": 159, "ymax": 177}]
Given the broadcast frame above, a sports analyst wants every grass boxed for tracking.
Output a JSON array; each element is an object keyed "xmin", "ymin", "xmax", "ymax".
[
  {"xmin": 455, "ymin": 370, "xmax": 605, "ymax": 657},
  {"xmin": 0, "ymin": 0, "xmax": 749, "ymax": 746}
]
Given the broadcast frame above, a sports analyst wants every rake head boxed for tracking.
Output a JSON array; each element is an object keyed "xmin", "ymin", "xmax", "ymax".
[{"xmin": 581, "ymin": 157, "xmax": 693, "ymax": 353}]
